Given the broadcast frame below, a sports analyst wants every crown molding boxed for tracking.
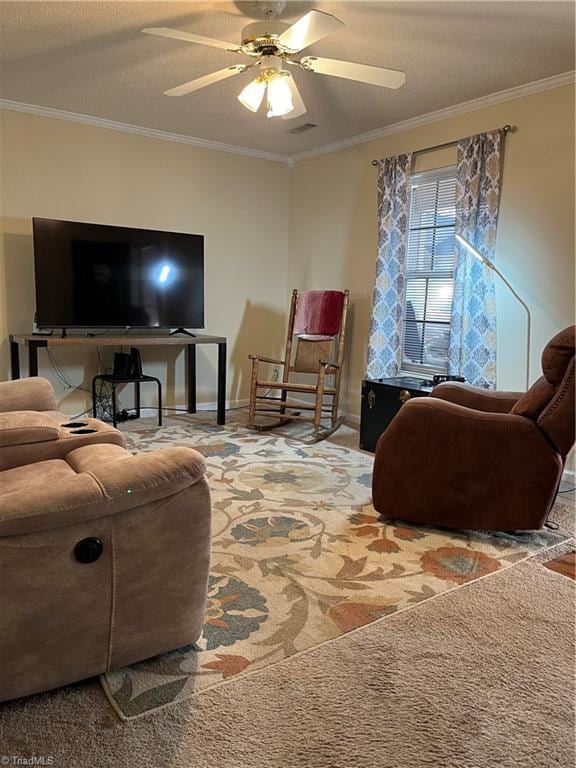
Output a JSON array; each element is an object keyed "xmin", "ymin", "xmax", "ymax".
[
  {"xmin": 0, "ymin": 98, "xmax": 292, "ymax": 165},
  {"xmin": 0, "ymin": 70, "xmax": 573, "ymax": 166},
  {"xmin": 290, "ymin": 70, "xmax": 575, "ymax": 164}
]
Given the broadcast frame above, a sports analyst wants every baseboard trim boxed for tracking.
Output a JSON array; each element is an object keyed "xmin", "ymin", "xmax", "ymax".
[
  {"xmin": 139, "ymin": 396, "xmax": 361, "ymax": 428},
  {"xmin": 137, "ymin": 399, "xmax": 249, "ymax": 417},
  {"xmin": 341, "ymin": 410, "xmax": 360, "ymax": 428},
  {"xmin": 562, "ymin": 468, "xmax": 575, "ymax": 484},
  {"xmin": 252, "ymin": 394, "xmax": 360, "ymax": 428}
]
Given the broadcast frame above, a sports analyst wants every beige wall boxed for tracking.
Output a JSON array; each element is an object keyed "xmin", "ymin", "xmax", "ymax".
[
  {"xmin": 0, "ymin": 110, "xmax": 290, "ymax": 413},
  {"xmin": 1, "ymin": 84, "xmax": 574, "ymax": 423},
  {"xmin": 288, "ymin": 85, "xmax": 575, "ymax": 417}
]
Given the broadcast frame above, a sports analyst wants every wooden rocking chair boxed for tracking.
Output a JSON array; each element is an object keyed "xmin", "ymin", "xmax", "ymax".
[{"xmin": 248, "ymin": 289, "xmax": 350, "ymax": 441}]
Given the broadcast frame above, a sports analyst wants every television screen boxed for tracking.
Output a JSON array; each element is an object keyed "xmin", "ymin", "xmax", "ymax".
[{"xmin": 33, "ymin": 218, "xmax": 204, "ymax": 329}]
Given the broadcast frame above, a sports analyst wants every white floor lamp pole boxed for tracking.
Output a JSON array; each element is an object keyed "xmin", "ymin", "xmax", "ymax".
[{"xmin": 455, "ymin": 234, "xmax": 531, "ymax": 391}]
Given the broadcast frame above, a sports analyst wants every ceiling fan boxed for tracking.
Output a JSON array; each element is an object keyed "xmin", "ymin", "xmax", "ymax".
[{"xmin": 142, "ymin": 7, "xmax": 406, "ymax": 120}]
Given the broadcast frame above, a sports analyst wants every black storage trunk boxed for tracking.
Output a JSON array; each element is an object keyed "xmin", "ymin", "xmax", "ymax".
[{"xmin": 360, "ymin": 377, "xmax": 432, "ymax": 453}]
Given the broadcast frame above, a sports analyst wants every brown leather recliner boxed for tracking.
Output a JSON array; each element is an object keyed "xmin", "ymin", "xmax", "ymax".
[{"xmin": 373, "ymin": 326, "xmax": 575, "ymax": 531}]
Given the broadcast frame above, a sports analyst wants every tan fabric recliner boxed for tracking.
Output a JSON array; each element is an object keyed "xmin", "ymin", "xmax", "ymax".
[
  {"xmin": 0, "ymin": 379, "xmax": 212, "ymax": 702},
  {"xmin": 373, "ymin": 326, "xmax": 575, "ymax": 531},
  {"xmin": 0, "ymin": 377, "xmax": 126, "ymax": 470}
]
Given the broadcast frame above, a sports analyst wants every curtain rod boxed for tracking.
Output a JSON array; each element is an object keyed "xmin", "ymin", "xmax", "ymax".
[{"xmin": 371, "ymin": 124, "xmax": 515, "ymax": 166}]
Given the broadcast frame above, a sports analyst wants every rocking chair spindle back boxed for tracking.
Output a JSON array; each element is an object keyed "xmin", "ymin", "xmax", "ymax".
[{"xmin": 248, "ymin": 289, "xmax": 350, "ymax": 441}]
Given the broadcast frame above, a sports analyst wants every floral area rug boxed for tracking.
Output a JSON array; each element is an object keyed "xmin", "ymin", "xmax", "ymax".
[{"xmin": 101, "ymin": 416, "xmax": 565, "ymax": 719}]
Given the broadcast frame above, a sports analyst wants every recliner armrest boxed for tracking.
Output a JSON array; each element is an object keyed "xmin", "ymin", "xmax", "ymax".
[
  {"xmin": 431, "ymin": 382, "xmax": 524, "ymax": 413},
  {"xmin": 0, "ymin": 377, "xmax": 57, "ymax": 413},
  {"xmin": 0, "ymin": 447, "xmax": 207, "ymax": 537},
  {"xmin": 0, "ymin": 411, "xmax": 60, "ymax": 447},
  {"xmin": 88, "ymin": 445, "xmax": 206, "ymax": 502}
]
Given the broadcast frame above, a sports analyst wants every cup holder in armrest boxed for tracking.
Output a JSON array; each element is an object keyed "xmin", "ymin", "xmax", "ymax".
[
  {"xmin": 62, "ymin": 421, "xmax": 88, "ymax": 428},
  {"xmin": 70, "ymin": 428, "xmax": 98, "ymax": 434}
]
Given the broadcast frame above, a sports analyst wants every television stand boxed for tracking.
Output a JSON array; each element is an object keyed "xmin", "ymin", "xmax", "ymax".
[
  {"xmin": 9, "ymin": 332, "xmax": 227, "ymax": 425},
  {"xmin": 169, "ymin": 328, "xmax": 196, "ymax": 337}
]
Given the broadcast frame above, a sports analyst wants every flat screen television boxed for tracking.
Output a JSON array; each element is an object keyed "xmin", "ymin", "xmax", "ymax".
[{"xmin": 33, "ymin": 218, "xmax": 204, "ymax": 329}]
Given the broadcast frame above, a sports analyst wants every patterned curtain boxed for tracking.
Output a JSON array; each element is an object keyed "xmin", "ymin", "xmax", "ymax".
[
  {"xmin": 449, "ymin": 130, "xmax": 502, "ymax": 388},
  {"xmin": 366, "ymin": 153, "xmax": 412, "ymax": 379}
]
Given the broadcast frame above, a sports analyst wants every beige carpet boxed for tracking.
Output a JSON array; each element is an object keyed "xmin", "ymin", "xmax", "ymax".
[
  {"xmin": 100, "ymin": 416, "xmax": 566, "ymax": 719},
  {"xmin": 1, "ymin": 556, "xmax": 573, "ymax": 768}
]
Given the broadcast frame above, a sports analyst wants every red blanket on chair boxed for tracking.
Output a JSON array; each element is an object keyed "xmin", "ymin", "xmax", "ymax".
[{"xmin": 294, "ymin": 290, "xmax": 345, "ymax": 337}]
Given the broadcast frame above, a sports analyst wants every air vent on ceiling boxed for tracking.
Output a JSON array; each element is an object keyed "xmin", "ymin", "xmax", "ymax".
[{"xmin": 286, "ymin": 123, "xmax": 318, "ymax": 134}]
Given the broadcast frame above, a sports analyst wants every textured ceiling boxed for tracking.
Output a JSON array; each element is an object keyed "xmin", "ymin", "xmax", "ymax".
[{"xmin": 0, "ymin": 1, "xmax": 574, "ymax": 156}]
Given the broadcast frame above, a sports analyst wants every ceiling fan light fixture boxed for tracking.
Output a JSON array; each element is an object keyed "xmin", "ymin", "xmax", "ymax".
[
  {"xmin": 144, "ymin": 9, "xmax": 405, "ymax": 122},
  {"xmin": 238, "ymin": 77, "xmax": 266, "ymax": 112},
  {"xmin": 266, "ymin": 73, "xmax": 293, "ymax": 118}
]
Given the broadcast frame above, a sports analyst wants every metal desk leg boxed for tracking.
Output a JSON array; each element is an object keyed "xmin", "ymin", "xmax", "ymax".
[
  {"xmin": 156, "ymin": 378, "xmax": 163, "ymax": 427},
  {"xmin": 28, "ymin": 340, "xmax": 46, "ymax": 376},
  {"xmin": 186, "ymin": 345, "xmax": 197, "ymax": 414},
  {"xmin": 10, "ymin": 340, "xmax": 20, "ymax": 380},
  {"xmin": 134, "ymin": 381, "xmax": 141, "ymax": 418},
  {"xmin": 217, "ymin": 342, "xmax": 227, "ymax": 425}
]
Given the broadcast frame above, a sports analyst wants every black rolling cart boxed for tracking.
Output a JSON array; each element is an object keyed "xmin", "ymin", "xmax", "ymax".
[
  {"xmin": 92, "ymin": 348, "xmax": 163, "ymax": 428},
  {"xmin": 92, "ymin": 373, "xmax": 162, "ymax": 428}
]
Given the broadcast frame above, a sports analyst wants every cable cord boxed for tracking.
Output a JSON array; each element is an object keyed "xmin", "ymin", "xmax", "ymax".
[
  {"xmin": 138, "ymin": 404, "xmax": 249, "ymax": 414},
  {"xmin": 46, "ymin": 349, "xmax": 92, "ymax": 395},
  {"xmin": 47, "ymin": 347, "xmax": 117, "ymax": 422},
  {"xmin": 50, "ymin": 345, "xmax": 265, "ymax": 421},
  {"xmin": 93, "ymin": 376, "xmax": 117, "ymax": 423}
]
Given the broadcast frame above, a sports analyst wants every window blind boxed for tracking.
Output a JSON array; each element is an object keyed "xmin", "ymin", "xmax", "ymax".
[{"xmin": 402, "ymin": 167, "xmax": 457, "ymax": 374}]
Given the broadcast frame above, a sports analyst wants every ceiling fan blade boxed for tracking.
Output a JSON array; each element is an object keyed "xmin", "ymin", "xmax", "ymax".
[
  {"xmin": 142, "ymin": 27, "xmax": 240, "ymax": 52},
  {"xmin": 164, "ymin": 65, "xmax": 248, "ymax": 97},
  {"xmin": 278, "ymin": 10, "xmax": 344, "ymax": 53},
  {"xmin": 281, "ymin": 73, "xmax": 307, "ymax": 120},
  {"xmin": 301, "ymin": 56, "xmax": 406, "ymax": 89}
]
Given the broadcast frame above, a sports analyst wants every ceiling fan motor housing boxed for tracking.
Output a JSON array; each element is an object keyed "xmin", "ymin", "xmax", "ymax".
[{"xmin": 241, "ymin": 21, "xmax": 289, "ymax": 56}]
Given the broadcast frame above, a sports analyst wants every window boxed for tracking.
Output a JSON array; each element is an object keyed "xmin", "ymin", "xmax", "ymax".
[{"xmin": 401, "ymin": 166, "xmax": 456, "ymax": 375}]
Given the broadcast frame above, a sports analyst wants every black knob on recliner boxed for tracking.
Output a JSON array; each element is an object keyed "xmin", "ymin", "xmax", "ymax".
[{"xmin": 74, "ymin": 537, "xmax": 103, "ymax": 564}]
